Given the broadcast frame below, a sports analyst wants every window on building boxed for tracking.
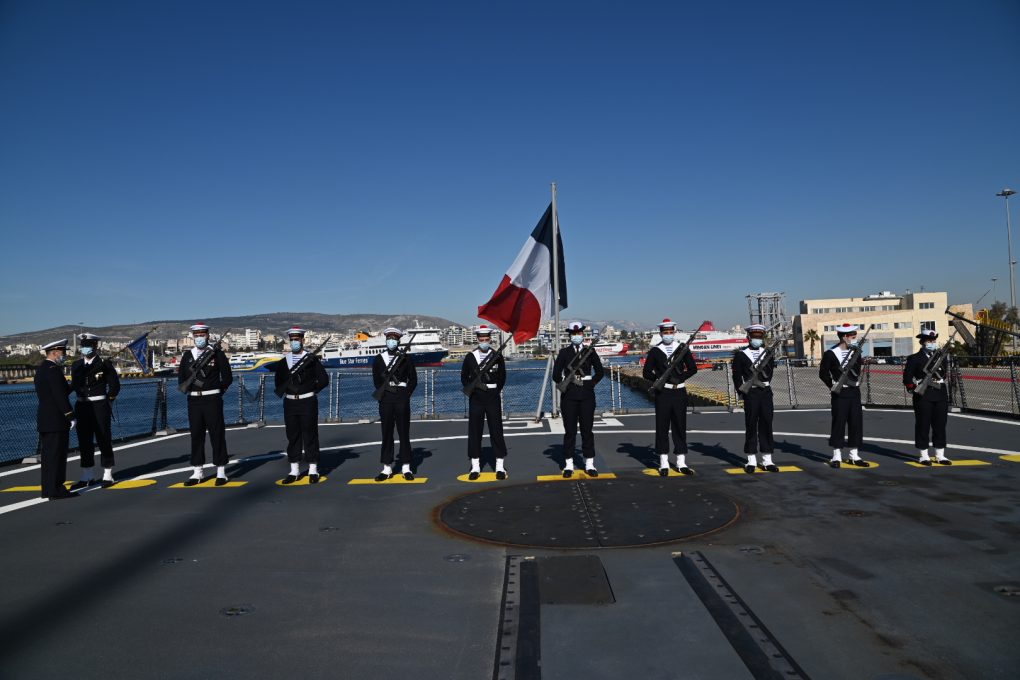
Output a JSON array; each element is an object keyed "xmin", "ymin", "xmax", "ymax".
[
  {"xmin": 921, "ymin": 321, "xmax": 936, "ymax": 332},
  {"xmin": 918, "ymin": 302, "xmax": 935, "ymax": 309},
  {"xmin": 894, "ymin": 322, "xmax": 912, "ymax": 330}
]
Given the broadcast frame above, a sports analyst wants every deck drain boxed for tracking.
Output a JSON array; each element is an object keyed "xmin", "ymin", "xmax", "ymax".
[
  {"xmin": 840, "ymin": 510, "xmax": 870, "ymax": 518},
  {"xmin": 993, "ymin": 585, "xmax": 1020, "ymax": 597},
  {"xmin": 319, "ymin": 526, "xmax": 340, "ymax": 532},
  {"xmin": 738, "ymin": 545, "xmax": 765, "ymax": 555},
  {"xmin": 220, "ymin": 605, "xmax": 255, "ymax": 617},
  {"xmin": 55, "ymin": 520, "xmax": 73, "ymax": 526},
  {"xmin": 877, "ymin": 480, "xmax": 899, "ymax": 486},
  {"xmin": 444, "ymin": 554, "xmax": 470, "ymax": 562}
]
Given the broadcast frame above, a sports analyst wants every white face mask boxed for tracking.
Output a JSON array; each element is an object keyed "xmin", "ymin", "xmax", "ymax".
[
  {"xmin": 660, "ymin": 334, "xmax": 674, "ymax": 345},
  {"xmin": 194, "ymin": 336, "xmax": 208, "ymax": 349},
  {"xmin": 386, "ymin": 338, "xmax": 399, "ymax": 351},
  {"xmin": 750, "ymin": 338, "xmax": 764, "ymax": 349},
  {"xmin": 80, "ymin": 346, "xmax": 94, "ymax": 357},
  {"xmin": 570, "ymin": 334, "xmax": 584, "ymax": 345},
  {"xmin": 925, "ymin": 342, "xmax": 937, "ymax": 351}
]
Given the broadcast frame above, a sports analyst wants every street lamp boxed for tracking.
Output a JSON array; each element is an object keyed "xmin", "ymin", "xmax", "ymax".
[{"xmin": 997, "ymin": 188, "xmax": 1016, "ymax": 351}]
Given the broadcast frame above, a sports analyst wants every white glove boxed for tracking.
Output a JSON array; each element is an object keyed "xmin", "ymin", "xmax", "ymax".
[{"xmin": 69, "ymin": 419, "xmax": 77, "ymax": 431}]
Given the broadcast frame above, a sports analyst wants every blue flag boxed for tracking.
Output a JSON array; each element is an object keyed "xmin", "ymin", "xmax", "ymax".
[{"xmin": 127, "ymin": 333, "xmax": 151, "ymax": 374}]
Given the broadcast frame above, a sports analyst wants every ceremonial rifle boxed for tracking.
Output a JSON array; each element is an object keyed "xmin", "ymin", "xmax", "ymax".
[
  {"xmin": 372, "ymin": 332, "xmax": 419, "ymax": 401},
  {"xmin": 555, "ymin": 332, "xmax": 600, "ymax": 394},
  {"xmin": 274, "ymin": 336, "xmax": 332, "ymax": 398},
  {"xmin": 648, "ymin": 321, "xmax": 711, "ymax": 396},
  {"xmin": 830, "ymin": 325, "xmax": 873, "ymax": 394},
  {"xmin": 178, "ymin": 330, "xmax": 232, "ymax": 394},
  {"xmin": 737, "ymin": 325, "xmax": 784, "ymax": 396},
  {"xmin": 912, "ymin": 329, "xmax": 958, "ymax": 397},
  {"xmin": 461, "ymin": 335, "xmax": 512, "ymax": 396}
]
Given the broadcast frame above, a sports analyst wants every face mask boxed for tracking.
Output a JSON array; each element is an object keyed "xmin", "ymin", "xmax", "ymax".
[
  {"xmin": 925, "ymin": 342, "xmax": 937, "ymax": 351},
  {"xmin": 194, "ymin": 336, "xmax": 208, "ymax": 349},
  {"xmin": 570, "ymin": 334, "xmax": 583, "ymax": 345},
  {"xmin": 479, "ymin": 341, "xmax": 491, "ymax": 351},
  {"xmin": 661, "ymin": 334, "xmax": 674, "ymax": 345},
  {"xmin": 80, "ymin": 346, "xmax": 94, "ymax": 357},
  {"xmin": 53, "ymin": 353, "xmax": 66, "ymax": 365},
  {"xmin": 386, "ymin": 338, "xmax": 398, "ymax": 350},
  {"xmin": 290, "ymin": 340, "xmax": 303, "ymax": 352},
  {"xmin": 750, "ymin": 338, "xmax": 763, "ymax": 349},
  {"xmin": 848, "ymin": 340, "xmax": 859, "ymax": 349}
]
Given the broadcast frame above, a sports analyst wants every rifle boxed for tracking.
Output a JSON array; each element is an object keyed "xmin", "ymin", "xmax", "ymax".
[
  {"xmin": 555, "ymin": 332, "xmax": 600, "ymax": 394},
  {"xmin": 274, "ymin": 335, "xmax": 332, "ymax": 398},
  {"xmin": 372, "ymin": 332, "xmax": 419, "ymax": 401},
  {"xmin": 178, "ymin": 330, "xmax": 231, "ymax": 394},
  {"xmin": 912, "ymin": 329, "xmax": 958, "ymax": 397},
  {"xmin": 648, "ymin": 321, "xmax": 711, "ymax": 396},
  {"xmin": 461, "ymin": 335, "xmax": 512, "ymax": 396},
  {"xmin": 830, "ymin": 325, "xmax": 873, "ymax": 394},
  {"xmin": 737, "ymin": 326, "xmax": 784, "ymax": 396}
]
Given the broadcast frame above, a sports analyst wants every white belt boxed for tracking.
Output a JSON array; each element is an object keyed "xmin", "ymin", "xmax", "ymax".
[
  {"xmin": 388, "ymin": 382, "xmax": 408, "ymax": 387},
  {"xmin": 931, "ymin": 379, "xmax": 945, "ymax": 385},
  {"xmin": 189, "ymin": 389, "xmax": 221, "ymax": 396},
  {"xmin": 285, "ymin": 392, "xmax": 315, "ymax": 400},
  {"xmin": 485, "ymin": 383, "xmax": 498, "ymax": 389},
  {"xmin": 663, "ymin": 383, "xmax": 686, "ymax": 390},
  {"xmin": 748, "ymin": 381, "xmax": 770, "ymax": 388},
  {"xmin": 86, "ymin": 395, "xmax": 107, "ymax": 402}
]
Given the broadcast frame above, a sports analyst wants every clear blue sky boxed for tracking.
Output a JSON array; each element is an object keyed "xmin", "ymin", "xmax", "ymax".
[{"xmin": 1, "ymin": 0, "xmax": 1018, "ymax": 335}]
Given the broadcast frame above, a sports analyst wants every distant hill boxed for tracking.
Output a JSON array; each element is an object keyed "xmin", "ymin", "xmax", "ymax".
[{"xmin": 0, "ymin": 312, "xmax": 460, "ymax": 346}]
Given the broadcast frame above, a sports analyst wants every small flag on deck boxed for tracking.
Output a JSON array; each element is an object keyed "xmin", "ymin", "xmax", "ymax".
[
  {"xmin": 478, "ymin": 204, "xmax": 567, "ymax": 343},
  {"xmin": 127, "ymin": 332, "xmax": 151, "ymax": 374}
]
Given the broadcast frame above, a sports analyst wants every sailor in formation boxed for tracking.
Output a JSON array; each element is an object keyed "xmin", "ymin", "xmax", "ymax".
[
  {"xmin": 552, "ymin": 322, "xmax": 604, "ymax": 478},
  {"xmin": 178, "ymin": 323, "xmax": 233, "ymax": 485},
  {"xmin": 372, "ymin": 328, "xmax": 418, "ymax": 481},
  {"xmin": 34, "ymin": 339, "xmax": 78, "ymax": 499},
  {"xmin": 731, "ymin": 324, "xmax": 779, "ymax": 473},
  {"xmin": 461, "ymin": 325, "xmax": 508, "ymax": 480},
  {"xmin": 273, "ymin": 327, "xmax": 330, "ymax": 483},
  {"xmin": 903, "ymin": 329, "xmax": 952, "ymax": 466},
  {"xmin": 642, "ymin": 318, "xmax": 698, "ymax": 475},
  {"xmin": 818, "ymin": 323, "xmax": 870, "ymax": 468},
  {"xmin": 70, "ymin": 333, "xmax": 121, "ymax": 489}
]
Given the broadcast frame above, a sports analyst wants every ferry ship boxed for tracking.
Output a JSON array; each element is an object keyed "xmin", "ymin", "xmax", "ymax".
[
  {"xmin": 228, "ymin": 353, "xmax": 284, "ymax": 372},
  {"xmin": 593, "ymin": 341, "xmax": 630, "ymax": 357},
  {"xmin": 321, "ymin": 325, "xmax": 449, "ymax": 368},
  {"xmin": 652, "ymin": 321, "xmax": 748, "ymax": 360}
]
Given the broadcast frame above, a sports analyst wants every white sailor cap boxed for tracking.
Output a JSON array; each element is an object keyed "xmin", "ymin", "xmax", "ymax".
[
  {"xmin": 658, "ymin": 318, "xmax": 677, "ymax": 331},
  {"xmin": 474, "ymin": 325, "xmax": 495, "ymax": 336},
  {"xmin": 567, "ymin": 322, "xmax": 585, "ymax": 333},
  {"xmin": 77, "ymin": 332, "xmax": 101, "ymax": 344},
  {"xmin": 42, "ymin": 339, "xmax": 69, "ymax": 352},
  {"xmin": 190, "ymin": 323, "xmax": 210, "ymax": 333},
  {"xmin": 835, "ymin": 323, "xmax": 858, "ymax": 335},
  {"xmin": 286, "ymin": 327, "xmax": 306, "ymax": 336},
  {"xmin": 916, "ymin": 329, "xmax": 938, "ymax": 340},
  {"xmin": 383, "ymin": 327, "xmax": 402, "ymax": 337},
  {"xmin": 745, "ymin": 324, "xmax": 767, "ymax": 334}
]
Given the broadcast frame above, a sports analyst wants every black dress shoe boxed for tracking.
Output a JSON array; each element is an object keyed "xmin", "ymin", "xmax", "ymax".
[
  {"xmin": 309, "ymin": 473, "xmax": 320, "ymax": 484},
  {"xmin": 468, "ymin": 471, "xmax": 480, "ymax": 481},
  {"xmin": 402, "ymin": 471, "xmax": 415, "ymax": 481},
  {"xmin": 282, "ymin": 475, "xmax": 297, "ymax": 484},
  {"xmin": 495, "ymin": 470, "xmax": 507, "ymax": 481},
  {"xmin": 374, "ymin": 473, "xmax": 392, "ymax": 482},
  {"xmin": 562, "ymin": 469, "xmax": 573, "ymax": 479},
  {"xmin": 744, "ymin": 464, "xmax": 756, "ymax": 474},
  {"xmin": 215, "ymin": 477, "xmax": 228, "ymax": 486},
  {"xmin": 936, "ymin": 458, "xmax": 952, "ymax": 466},
  {"xmin": 585, "ymin": 468, "xmax": 599, "ymax": 477},
  {"xmin": 658, "ymin": 467, "xmax": 669, "ymax": 477},
  {"xmin": 919, "ymin": 459, "xmax": 933, "ymax": 466},
  {"xmin": 850, "ymin": 459, "xmax": 871, "ymax": 467},
  {"xmin": 69, "ymin": 480, "xmax": 92, "ymax": 492},
  {"xmin": 51, "ymin": 491, "xmax": 79, "ymax": 500},
  {"xmin": 679, "ymin": 466, "xmax": 695, "ymax": 475},
  {"xmin": 764, "ymin": 464, "xmax": 779, "ymax": 472},
  {"xmin": 828, "ymin": 460, "xmax": 841, "ymax": 469},
  {"xmin": 184, "ymin": 477, "xmax": 201, "ymax": 487},
  {"xmin": 101, "ymin": 480, "xmax": 115, "ymax": 488}
]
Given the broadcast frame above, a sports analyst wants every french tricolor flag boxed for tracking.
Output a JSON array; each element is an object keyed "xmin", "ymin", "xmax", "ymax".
[{"xmin": 478, "ymin": 204, "xmax": 567, "ymax": 343}]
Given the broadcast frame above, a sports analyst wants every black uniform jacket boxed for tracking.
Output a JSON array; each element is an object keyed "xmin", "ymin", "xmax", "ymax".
[
  {"xmin": 460, "ymin": 349, "xmax": 507, "ymax": 392},
  {"xmin": 553, "ymin": 344, "xmax": 605, "ymax": 391},
  {"xmin": 642, "ymin": 345, "xmax": 698, "ymax": 385},
  {"xmin": 819, "ymin": 346, "xmax": 862, "ymax": 389},
  {"xmin": 71, "ymin": 356, "xmax": 121, "ymax": 400},
  {"xmin": 372, "ymin": 350, "xmax": 418, "ymax": 393},
  {"xmin": 35, "ymin": 360, "xmax": 74, "ymax": 433},
  {"xmin": 902, "ymin": 349, "xmax": 949, "ymax": 401},
  {"xmin": 731, "ymin": 346, "xmax": 775, "ymax": 392},
  {"xmin": 178, "ymin": 348, "xmax": 233, "ymax": 392},
  {"xmin": 272, "ymin": 353, "xmax": 330, "ymax": 396}
]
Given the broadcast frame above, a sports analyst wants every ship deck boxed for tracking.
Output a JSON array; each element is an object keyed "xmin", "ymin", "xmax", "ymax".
[{"xmin": 1, "ymin": 408, "xmax": 1018, "ymax": 679}]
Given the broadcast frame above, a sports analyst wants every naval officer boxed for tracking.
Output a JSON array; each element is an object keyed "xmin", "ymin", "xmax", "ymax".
[
  {"xmin": 70, "ymin": 333, "xmax": 121, "ymax": 490},
  {"xmin": 272, "ymin": 327, "xmax": 330, "ymax": 483},
  {"xmin": 642, "ymin": 318, "xmax": 698, "ymax": 475},
  {"xmin": 818, "ymin": 323, "xmax": 869, "ymax": 468},
  {"xmin": 34, "ymin": 339, "xmax": 78, "ymax": 499},
  {"xmin": 553, "ymin": 322, "xmax": 605, "ymax": 477},
  {"xmin": 372, "ymin": 328, "xmax": 418, "ymax": 481},
  {"xmin": 178, "ymin": 323, "xmax": 233, "ymax": 485},
  {"xmin": 731, "ymin": 324, "xmax": 779, "ymax": 473},
  {"xmin": 903, "ymin": 329, "xmax": 952, "ymax": 466},
  {"xmin": 461, "ymin": 325, "xmax": 508, "ymax": 480}
]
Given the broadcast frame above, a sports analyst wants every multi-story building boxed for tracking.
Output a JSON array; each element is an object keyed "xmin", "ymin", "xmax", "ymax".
[{"xmin": 793, "ymin": 290, "xmax": 973, "ymax": 360}]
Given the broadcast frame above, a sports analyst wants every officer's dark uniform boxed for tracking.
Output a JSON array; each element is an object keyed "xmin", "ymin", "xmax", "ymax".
[
  {"xmin": 372, "ymin": 347, "xmax": 418, "ymax": 469},
  {"xmin": 178, "ymin": 344, "xmax": 233, "ymax": 466},
  {"xmin": 553, "ymin": 341, "xmax": 604, "ymax": 466},
  {"xmin": 903, "ymin": 342, "xmax": 950, "ymax": 455},
  {"xmin": 34, "ymin": 349, "xmax": 75, "ymax": 499},
  {"xmin": 732, "ymin": 345, "xmax": 775, "ymax": 457},
  {"xmin": 642, "ymin": 342, "xmax": 697, "ymax": 460},
  {"xmin": 461, "ymin": 347, "xmax": 508, "ymax": 463},
  {"xmin": 272, "ymin": 351, "xmax": 330, "ymax": 466},
  {"xmin": 819, "ymin": 344, "xmax": 864, "ymax": 451},
  {"xmin": 71, "ymin": 351, "xmax": 120, "ymax": 471}
]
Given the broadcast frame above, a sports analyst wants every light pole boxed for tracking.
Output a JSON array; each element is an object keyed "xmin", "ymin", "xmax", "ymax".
[{"xmin": 997, "ymin": 188, "xmax": 1016, "ymax": 351}]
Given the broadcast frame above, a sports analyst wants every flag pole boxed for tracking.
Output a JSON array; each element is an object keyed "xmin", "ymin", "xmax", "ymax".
[{"xmin": 550, "ymin": 181, "xmax": 561, "ymax": 418}]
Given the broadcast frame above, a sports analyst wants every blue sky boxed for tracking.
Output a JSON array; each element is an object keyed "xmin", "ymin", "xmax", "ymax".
[{"xmin": 1, "ymin": 0, "xmax": 1018, "ymax": 335}]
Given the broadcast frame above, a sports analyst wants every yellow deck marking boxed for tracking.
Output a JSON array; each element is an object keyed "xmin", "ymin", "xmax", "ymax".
[
  {"xmin": 724, "ymin": 465, "xmax": 802, "ymax": 475},
  {"xmin": 536, "ymin": 471, "xmax": 618, "ymax": 481},
  {"xmin": 169, "ymin": 479, "xmax": 247, "ymax": 488},
  {"xmin": 348, "ymin": 476, "xmax": 428, "ymax": 485},
  {"xmin": 109, "ymin": 479, "xmax": 157, "ymax": 489},
  {"xmin": 456, "ymin": 472, "xmax": 504, "ymax": 483},
  {"xmin": 905, "ymin": 459, "xmax": 990, "ymax": 468},
  {"xmin": 2, "ymin": 482, "xmax": 73, "ymax": 493},
  {"xmin": 641, "ymin": 468, "xmax": 693, "ymax": 478},
  {"xmin": 275, "ymin": 476, "xmax": 328, "ymax": 486},
  {"xmin": 999, "ymin": 454, "xmax": 1020, "ymax": 463},
  {"xmin": 834, "ymin": 461, "xmax": 880, "ymax": 470}
]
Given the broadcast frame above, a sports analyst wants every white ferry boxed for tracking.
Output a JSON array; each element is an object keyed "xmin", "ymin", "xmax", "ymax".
[{"xmin": 321, "ymin": 324, "xmax": 449, "ymax": 368}]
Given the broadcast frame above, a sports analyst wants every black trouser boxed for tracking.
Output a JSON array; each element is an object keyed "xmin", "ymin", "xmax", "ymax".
[
  {"xmin": 284, "ymin": 395, "xmax": 320, "ymax": 463},
  {"xmin": 828, "ymin": 387, "xmax": 863, "ymax": 448},
  {"xmin": 912, "ymin": 394, "xmax": 948, "ymax": 449},
  {"xmin": 742, "ymin": 389, "xmax": 774, "ymax": 454},
  {"xmin": 75, "ymin": 398, "xmax": 115, "ymax": 468},
  {"xmin": 654, "ymin": 388, "xmax": 689, "ymax": 455},
  {"xmin": 561, "ymin": 386, "xmax": 596, "ymax": 459},
  {"xmin": 187, "ymin": 394, "xmax": 228, "ymax": 466},
  {"xmin": 379, "ymin": 392, "xmax": 411, "ymax": 465},
  {"xmin": 468, "ymin": 390, "xmax": 507, "ymax": 460},
  {"xmin": 39, "ymin": 430, "xmax": 70, "ymax": 498}
]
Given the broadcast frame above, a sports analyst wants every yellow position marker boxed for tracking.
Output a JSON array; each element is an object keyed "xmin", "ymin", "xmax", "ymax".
[
  {"xmin": 109, "ymin": 479, "xmax": 157, "ymax": 489},
  {"xmin": 999, "ymin": 454, "xmax": 1020, "ymax": 463},
  {"xmin": 169, "ymin": 479, "xmax": 247, "ymax": 488},
  {"xmin": 2, "ymin": 482, "xmax": 74, "ymax": 493},
  {"xmin": 724, "ymin": 465, "xmax": 803, "ymax": 475},
  {"xmin": 456, "ymin": 472, "xmax": 502, "ymax": 483},
  {"xmin": 641, "ymin": 468, "xmax": 691, "ymax": 478},
  {"xmin": 348, "ymin": 476, "xmax": 428, "ymax": 485},
  {"xmin": 275, "ymin": 476, "xmax": 328, "ymax": 486},
  {"xmin": 905, "ymin": 459, "xmax": 990, "ymax": 468},
  {"xmin": 535, "ymin": 471, "xmax": 618, "ymax": 482}
]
